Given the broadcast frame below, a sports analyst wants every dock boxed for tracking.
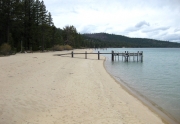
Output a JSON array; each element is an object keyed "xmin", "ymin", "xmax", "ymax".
[
  {"xmin": 112, "ymin": 51, "xmax": 143, "ymax": 62},
  {"xmin": 56, "ymin": 51, "xmax": 143, "ymax": 62}
]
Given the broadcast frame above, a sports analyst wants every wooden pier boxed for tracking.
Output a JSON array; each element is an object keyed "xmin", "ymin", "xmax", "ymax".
[
  {"xmin": 112, "ymin": 51, "xmax": 143, "ymax": 62},
  {"xmin": 56, "ymin": 51, "xmax": 143, "ymax": 62}
]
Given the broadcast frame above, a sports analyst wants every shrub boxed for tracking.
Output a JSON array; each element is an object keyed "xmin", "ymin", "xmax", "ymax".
[
  {"xmin": 53, "ymin": 45, "xmax": 59, "ymax": 51},
  {"xmin": 64, "ymin": 45, "xmax": 73, "ymax": 50},
  {"xmin": 59, "ymin": 45, "xmax": 64, "ymax": 51},
  {"xmin": 53, "ymin": 45, "xmax": 64, "ymax": 51},
  {"xmin": 0, "ymin": 43, "xmax": 11, "ymax": 55},
  {"xmin": 52, "ymin": 45, "xmax": 73, "ymax": 51}
]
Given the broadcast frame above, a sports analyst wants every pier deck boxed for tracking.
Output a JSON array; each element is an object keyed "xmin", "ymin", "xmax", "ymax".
[{"xmin": 56, "ymin": 51, "xmax": 143, "ymax": 62}]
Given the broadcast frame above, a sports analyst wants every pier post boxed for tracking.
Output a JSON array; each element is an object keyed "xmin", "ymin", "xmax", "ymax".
[
  {"xmin": 118, "ymin": 52, "xmax": 119, "ymax": 61},
  {"xmin": 72, "ymin": 51, "xmax": 73, "ymax": 58},
  {"xmin": 68, "ymin": 51, "xmax": 143, "ymax": 62},
  {"xmin": 122, "ymin": 53, "xmax": 123, "ymax": 61},
  {"xmin": 124, "ymin": 51, "xmax": 126, "ymax": 61},
  {"xmin": 112, "ymin": 51, "xmax": 114, "ymax": 61},
  {"xmin": 98, "ymin": 51, "xmax": 100, "ymax": 60},
  {"xmin": 141, "ymin": 51, "xmax": 143, "ymax": 62},
  {"xmin": 137, "ymin": 51, "xmax": 139, "ymax": 62},
  {"xmin": 85, "ymin": 51, "xmax": 87, "ymax": 59},
  {"xmin": 126, "ymin": 51, "xmax": 128, "ymax": 62}
]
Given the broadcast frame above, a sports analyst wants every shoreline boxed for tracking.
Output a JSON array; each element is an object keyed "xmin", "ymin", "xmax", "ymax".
[
  {"xmin": 0, "ymin": 49, "xmax": 167, "ymax": 124},
  {"xmin": 102, "ymin": 55, "xmax": 179, "ymax": 124}
]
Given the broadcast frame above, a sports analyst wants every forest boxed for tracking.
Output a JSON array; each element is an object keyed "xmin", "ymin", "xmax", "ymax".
[
  {"xmin": 0, "ymin": 0, "xmax": 89, "ymax": 55},
  {"xmin": 83, "ymin": 33, "xmax": 180, "ymax": 48},
  {"xmin": 1, "ymin": 0, "xmax": 180, "ymax": 55}
]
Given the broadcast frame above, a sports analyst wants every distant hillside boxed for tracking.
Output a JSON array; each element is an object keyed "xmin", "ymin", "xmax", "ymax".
[{"xmin": 83, "ymin": 33, "xmax": 180, "ymax": 48}]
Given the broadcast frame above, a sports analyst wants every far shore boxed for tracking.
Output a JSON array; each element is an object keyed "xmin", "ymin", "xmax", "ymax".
[{"xmin": 0, "ymin": 49, "xmax": 166, "ymax": 124}]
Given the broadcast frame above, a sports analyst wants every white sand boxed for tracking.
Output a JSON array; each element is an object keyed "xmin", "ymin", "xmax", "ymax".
[{"xmin": 0, "ymin": 49, "xmax": 165, "ymax": 124}]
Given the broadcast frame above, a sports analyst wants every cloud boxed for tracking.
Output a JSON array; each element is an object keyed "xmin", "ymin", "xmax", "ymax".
[
  {"xmin": 81, "ymin": 25, "xmax": 97, "ymax": 33},
  {"xmin": 125, "ymin": 27, "xmax": 140, "ymax": 33},
  {"xmin": 174, "ymin": 28, "xmax": 180, "ymax": 32},
  {"xmin": 142, "ymin": 27, "xmax": 170, "ymax": 33},
  {"xmin": 43, "ymin": 0, "xmax": 180, "ymax": 43},
  {"xmin": 135, "ymin": 21, "xmax": 150, "ymax": 28},
  {"xmin": 104, "ymin": 27, "xmax": 113, "ymax": 32},
  {"xmin": 161, "ymin": 34, "xmax": 180, "ymax": 42},
  {"xmin": 124, "ymin": 21, "xmax": 150, "ymax": 33}
]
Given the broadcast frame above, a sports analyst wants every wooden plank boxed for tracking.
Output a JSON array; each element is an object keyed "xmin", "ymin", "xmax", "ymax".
[{"xmin": 55, "ymin": 51, "xmax": 143, "ymax": 62}]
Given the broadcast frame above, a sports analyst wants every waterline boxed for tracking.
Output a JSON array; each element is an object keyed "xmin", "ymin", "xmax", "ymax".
[{"xmin": 96, "ymin": 48, "xmax": 180, "ymax": 124}]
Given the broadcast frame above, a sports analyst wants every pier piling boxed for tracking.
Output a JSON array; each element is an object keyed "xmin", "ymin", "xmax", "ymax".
[
  {"xmin": 72, "ymin": 51, "xmax": 73, "ymax": 58},
  {"xmin": 58, "ymin": 50, "xmax": 143, "ymax": 62},
  {"xmin": 112, "ymin": 51, "xmax": 114, "ymax": 61},
  {"xmin": 85, "ymin": 51, "xmax": 87, "ymax": 59},
  {"xmin": 98, "ymin": 51, "xmax": 100, "ymax": 60}
]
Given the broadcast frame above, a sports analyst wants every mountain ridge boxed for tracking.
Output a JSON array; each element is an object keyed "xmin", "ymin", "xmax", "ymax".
[{"xmin": 83, "ymin": 33, "xmax": 180, "ymax": 48}]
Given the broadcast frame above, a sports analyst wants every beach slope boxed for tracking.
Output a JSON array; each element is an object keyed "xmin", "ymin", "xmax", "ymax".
[{"xmin": 0, "ymin": 49, "xmax": 164, "ymax": 124}]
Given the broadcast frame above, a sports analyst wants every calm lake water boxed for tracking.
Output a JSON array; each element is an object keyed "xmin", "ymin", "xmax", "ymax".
[{"xmin": 95, "ymin": 48, "xmax": 180, "ymax": 123}]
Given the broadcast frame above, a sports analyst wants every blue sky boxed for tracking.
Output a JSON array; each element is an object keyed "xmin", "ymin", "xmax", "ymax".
[{"xmin": 44, "ymin": 0, "xmax": 180, "ymax": 42}]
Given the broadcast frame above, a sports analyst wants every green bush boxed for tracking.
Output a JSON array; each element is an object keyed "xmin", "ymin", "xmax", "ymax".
[{"xmin": 0, "ymin": 43, "xmax": 11, "ymax": 55}]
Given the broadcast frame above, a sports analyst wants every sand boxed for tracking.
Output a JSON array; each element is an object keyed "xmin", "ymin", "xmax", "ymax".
[{"xmin": 0, "ymin": 49, "xmax": 165, "ymax": 124}]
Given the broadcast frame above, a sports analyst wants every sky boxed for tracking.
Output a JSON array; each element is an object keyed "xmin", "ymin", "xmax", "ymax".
[{"xmin": 43, "ymin": 0, "xmax": 180, "ymax": 43}]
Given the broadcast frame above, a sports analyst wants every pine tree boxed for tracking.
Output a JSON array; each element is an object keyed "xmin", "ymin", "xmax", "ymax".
[
  {"xmin": 47, "ymin": 12, "xmax": 53, "ymax": 26},
  {"xmin": 0, "ymin": 0, "xmax": 14, "ymax": 44},
  {"xmin": 39, "ymin": 0, "xmax": 47, "ymax": 51},
  {"xmin": 63, "ymin": 25, "xmax": 77, "ymax": 47}
]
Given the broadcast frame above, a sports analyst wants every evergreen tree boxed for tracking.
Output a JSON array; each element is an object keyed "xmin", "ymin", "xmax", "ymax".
[
  {"xmin": 47, "ymin": 12, "xmax": 53, "ymax": 26},
  {"xmin": 39, "ymin": 0, "xmax": 47, "ymax": 51},
  {"xmin": 63, "ymin": 25, "xmax": 77, "ymax": 47}
]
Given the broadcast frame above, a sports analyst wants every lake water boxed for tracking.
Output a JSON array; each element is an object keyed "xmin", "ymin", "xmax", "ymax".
[{"xmin": 95, "ymin": 48, "xmax": 180, "ymax": 124}]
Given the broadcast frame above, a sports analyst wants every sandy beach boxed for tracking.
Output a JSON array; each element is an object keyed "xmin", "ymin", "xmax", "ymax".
[{"xmin": 0, "ymin": 49, "xmax": 165, "ymax": 124}]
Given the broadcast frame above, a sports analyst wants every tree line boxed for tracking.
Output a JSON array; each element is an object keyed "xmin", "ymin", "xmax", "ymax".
[
  {"xmin": 83, "ymin": 33, "xmax": 180, "ymax": 48},
  {"xmin": 0, "ymin": 0, "xmax": 91, "ymax": 53},
  {"xmin": 1, "ymin": 0, "xmax": 178, "ymax": 55}
]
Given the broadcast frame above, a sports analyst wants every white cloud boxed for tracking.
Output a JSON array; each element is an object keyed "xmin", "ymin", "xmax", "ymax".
[
  {"xmin": 135, "ymin": 21, "xmax": 150, "ymax": 28},
  {"xmin": 174, "ymin": 28, "xmax": 180, "ymax": 32},
  {"xmin": 142, "ymin": 27, "xmax": 170, "ymax": 33},
  {"xmin": 43, "ymin": 0, "xmax": 180, "ymax": 42}
]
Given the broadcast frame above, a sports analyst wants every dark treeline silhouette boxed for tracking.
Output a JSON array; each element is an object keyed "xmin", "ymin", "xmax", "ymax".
[
  {"xmin": 0, "ymin": 0, "xmax": 89, "ymax": 53},
  {"xmin": 83, "ymin": 33, "xmax": 180, "ymax": 48}
]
